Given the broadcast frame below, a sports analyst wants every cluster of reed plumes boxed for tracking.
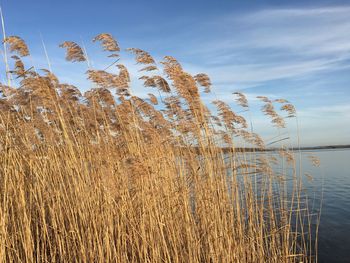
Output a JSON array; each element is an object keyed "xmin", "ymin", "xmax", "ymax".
[{"xmin": 0, "ymin": 33, "xmax": 317, "ymax": 262}]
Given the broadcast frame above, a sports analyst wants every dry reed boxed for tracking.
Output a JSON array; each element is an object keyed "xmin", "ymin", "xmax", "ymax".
[{"xmin": 0, "ymin": 34, "xmax": 317, "ymax": 262}]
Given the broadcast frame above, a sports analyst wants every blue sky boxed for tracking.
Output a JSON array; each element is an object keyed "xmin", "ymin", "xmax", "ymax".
[{"xmin": 1, "ymin": 0, "xmax": 350, "ymax": 146}]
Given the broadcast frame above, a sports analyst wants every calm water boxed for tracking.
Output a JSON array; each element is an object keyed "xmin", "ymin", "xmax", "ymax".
[
  {"xmin": 210, "ymin": 148, "xmax": 349, "ymax": 262},
  {"xmin": 300, "ymin": 149, "xmax": 350, "ymax": 263}
]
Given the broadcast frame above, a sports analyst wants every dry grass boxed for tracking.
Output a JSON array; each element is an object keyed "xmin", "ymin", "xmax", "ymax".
[{"xmin": 0, "ymin": 34, "xmax": 317, "ymax": 262}]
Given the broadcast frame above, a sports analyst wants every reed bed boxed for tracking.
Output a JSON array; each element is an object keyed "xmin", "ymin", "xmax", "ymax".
[{"xmin": 0, "ymin": 33, "xmax": 317, "ymax": 262}]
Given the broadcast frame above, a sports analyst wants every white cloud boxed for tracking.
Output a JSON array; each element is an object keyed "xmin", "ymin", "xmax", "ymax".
[
  {"xmin": 242, "ymin": 6, "xmax": 350, "ymax": 21},
  {"xmin": 9, "ymin": 4, "xmax": 348, "ymax": 146},
  {"xmin": 298, "ymin": 104, "xmax": 350, "ymax": 118},
  {"xmin": 180, "ymin": 5, "xmax": 350, "ymax": 88}
]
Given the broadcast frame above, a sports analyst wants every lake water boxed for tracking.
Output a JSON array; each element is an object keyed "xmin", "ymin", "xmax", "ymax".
[
  {"xmin": 201, "ymin": 148, "xmax": 349, "ymax": 261},
  {"xmin": 300, "ymin": 149, "xmax": 350, "ymax": 263}
]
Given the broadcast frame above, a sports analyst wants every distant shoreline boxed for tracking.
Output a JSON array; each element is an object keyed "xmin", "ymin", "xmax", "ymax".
[
  {"xmin": 221, "ymin": 144, "xmax": 350, "ymax": 153},
  {"xmin": 287, "ymin": 144, "xmax": 350, "ymax": 151}
]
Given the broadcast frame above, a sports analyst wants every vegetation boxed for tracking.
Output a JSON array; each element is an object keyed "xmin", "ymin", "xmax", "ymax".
[{"xmin": 0, "ymin": 33, "xmax": 317, "ymax": 262}]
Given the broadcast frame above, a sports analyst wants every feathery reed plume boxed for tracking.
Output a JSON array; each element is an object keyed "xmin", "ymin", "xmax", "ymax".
[
  {"xmin": 116, "ymin": 64, "xmax": 130, "ymax": 83},
  {"xmin": 140, "ymin": 75, "xmax": 171, "ymax": 93},
  {"xmin": 87, "ymin": 70, "xmax": 115, "ymax": 88},
  {"xmin": 279, "ymin": 148, "xmax": 295, "ymax": 164},
  {"xmin": 127, "ymin": 48, "xmax": 155, "ymax": 64},
  {"xmin": 213, "ymin": 100, "xmax": 247, "ymax": 131},
  {"xmin": 148, "ymin": 93, "xmax": 158, "ymax": 105},
  {"xmin": 139, "ymin": 75, "xmax": 156, "ymax": 87},
  {"xmin": 3, "ymin": 35, "xmax": 29, "ymax": 56},
  {"xmin": 237, "ymin": 129, "xmax": 265, "ymax": 148},
  {"xmin": 93, "ymin": 33, "xmax": 120, "ymax": 56},
  {"xmin": 152, "ymin": 76, "xmax": 170, "ymax": 93},
  {"xmin": 233, "ymin": 91, "xmax": 249, "ymax": 108},
  {"xmin": 194, "ymin": 73, "xmax": 211, "ymax": 93},
  {"xmin": 260, "ymin": 98, "xmax": 286, "ymax": 128},
  {"xmin": 257, "ymin": 95, "xmax": 271, "ymax": 103},
  {"xmin": 57, "ymin": 84, "xmax": 81, "ymax": 102},
  {"xmin": 9, "ymin": 55, "xmax": 25, "ymax": 78},
  {"xmin": 139, "ymin": 65, "xmax": 158, "ymax": 72},
  {"xmin": 85, "ymin": 88, "xmax": 116, "ymax": 107},
  {"xmin": 274, "ymin": 98, "xmax": 289, "ymax": 104},
  {"xmin": 161, "ymin": 55, "xmax": 207, "ymax": 123},
  {"xmin": 40, "ymin": 69, "xmax": 59, "ymax": 86},
  {"xmin": 281, "ymin": 103, "xmax": 296, "ymax": 118},
  {"xmin": 86, "ymin": 69, "xmax": 129, "ymax": 95},
  {"xmin": 59, "ymin": 41, "xmax": 86, "ymax": 62}
]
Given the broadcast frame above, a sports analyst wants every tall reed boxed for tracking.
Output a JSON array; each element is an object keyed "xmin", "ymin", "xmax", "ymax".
[{"xmin": 0, "ymin": 33, "xmax": 317, "ymax": 262}]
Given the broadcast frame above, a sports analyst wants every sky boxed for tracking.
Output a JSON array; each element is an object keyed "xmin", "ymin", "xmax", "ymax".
[{"xmin": 1, "ymin": 0, "xmax": 350, "ymax": 146}]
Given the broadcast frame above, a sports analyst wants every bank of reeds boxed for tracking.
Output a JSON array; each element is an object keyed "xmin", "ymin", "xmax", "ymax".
[{"xmin": 0, "ymin": 34, "xmax": 317, "ymax": 262}]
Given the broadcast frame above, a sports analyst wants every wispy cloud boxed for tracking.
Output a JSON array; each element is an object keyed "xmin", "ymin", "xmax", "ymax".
[
  {"xmin": 13, "ymin": 3, "xmax": 349, "ymax": 146},
  {"xmin": 299, "ymin": 104, "xmax": 350, "ymax": 119},
  {"xmin": 177, "ymin": 5, "xmax": 350, "ymax": 89}
]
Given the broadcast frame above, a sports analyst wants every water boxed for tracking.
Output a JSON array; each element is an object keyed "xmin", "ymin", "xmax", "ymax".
[
  {"xmin": 300, "ymin": 149, "xmax": 350, "ymax": 263},
  {"xmin": 204, "ymin": 148, "xmax": 349, "ymax": 262}
]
